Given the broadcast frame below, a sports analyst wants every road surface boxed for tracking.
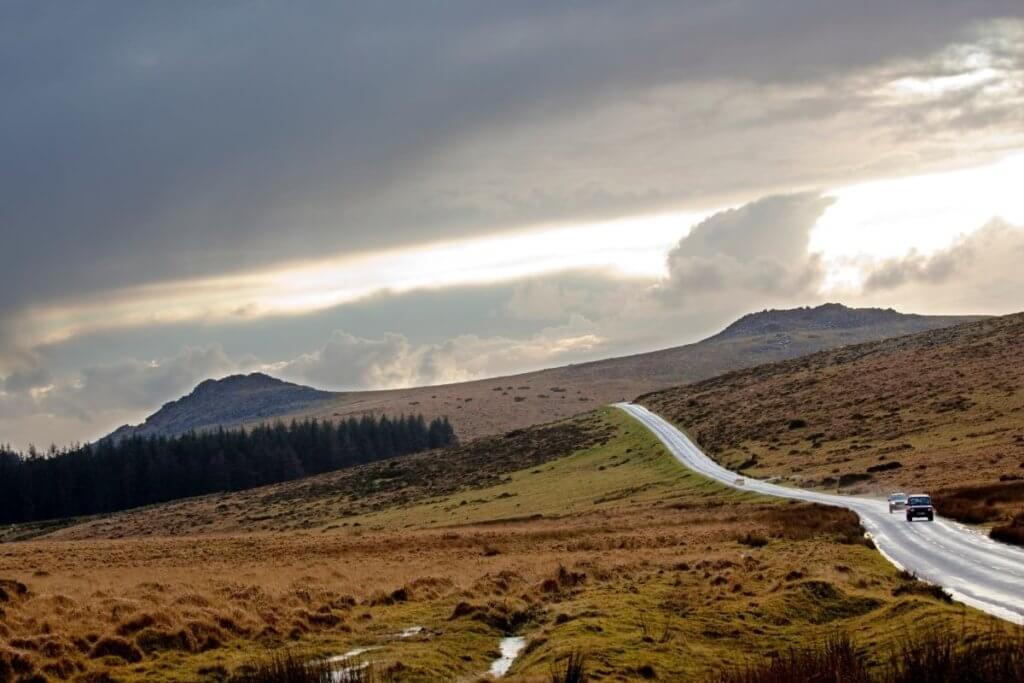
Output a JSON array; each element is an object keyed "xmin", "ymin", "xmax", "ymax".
[{"xmin": 618, "ymin": 402, "xmax": 1024, "ymax": 625}]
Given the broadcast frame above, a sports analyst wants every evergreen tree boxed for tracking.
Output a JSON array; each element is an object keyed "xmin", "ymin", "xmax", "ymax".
[{"xmin": 0, "ymin": 413, "xmax": 455, "ymax": 524}]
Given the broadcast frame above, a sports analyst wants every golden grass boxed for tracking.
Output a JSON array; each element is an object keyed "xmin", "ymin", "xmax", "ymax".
[{"xmin": 0, "ymin": 409, "xmax": 1015, "ymax": 682}]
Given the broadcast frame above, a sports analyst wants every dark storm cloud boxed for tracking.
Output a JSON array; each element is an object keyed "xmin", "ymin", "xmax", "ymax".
[
  {"xmin": 4, "ymin": 2, "xmax": 1024, "ymax": 446},
  {"xmin": 2, "ymin": 1, "xmax": 1020, "ymax": 323}
]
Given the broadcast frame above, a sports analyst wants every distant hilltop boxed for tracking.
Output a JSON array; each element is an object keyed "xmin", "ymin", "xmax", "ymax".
[
  {"xmin": 106, "ymin": 372, "xmax": 335, "ymax": 442},
  {"xmin": 103, "ymin": 304, "xmax": 985, "ymax": 444},
  {"xmin": 707, "ymin": 303, "xmax": 976, "ymax": 341}
]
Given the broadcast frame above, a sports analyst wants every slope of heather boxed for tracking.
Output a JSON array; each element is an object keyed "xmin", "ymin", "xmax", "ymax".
[{"xmin": 639, "ymin": 313, "xmax": 1024, "ymax": 499}]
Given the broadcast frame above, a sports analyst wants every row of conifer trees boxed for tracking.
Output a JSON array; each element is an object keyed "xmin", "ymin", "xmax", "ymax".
[{"xmin": 0, "ymin": 414, "xmax": 455, "ymax": 524}]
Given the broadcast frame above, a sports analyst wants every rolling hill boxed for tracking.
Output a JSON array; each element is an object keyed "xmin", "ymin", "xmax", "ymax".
[
  {"xmin": 107, "ymin": 304, "xmax": 981, "ymax": 443},
  {"xmin": 639, "ymin": 311, "xmax": 1024, "ymax": 497},
  {"xmin": 2, "ymin": 409, "xmax": 1003, "ymax": 681}
]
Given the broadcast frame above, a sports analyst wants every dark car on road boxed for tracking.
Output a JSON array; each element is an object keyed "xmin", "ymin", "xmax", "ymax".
[{"xmin": 906, "ymin": 494, "xmax": 934, "ymax": 522}]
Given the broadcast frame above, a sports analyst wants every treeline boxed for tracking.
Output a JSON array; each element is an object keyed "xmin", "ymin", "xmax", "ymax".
[{"xmin": 0, "ymin": 415, "xmax": 455, "ymax": 524}]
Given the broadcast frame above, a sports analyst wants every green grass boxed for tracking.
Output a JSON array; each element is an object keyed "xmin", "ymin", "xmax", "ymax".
[
  {"xmin": 4, "ymin": 408, "xmax": 1013, "ymax": 683},
  {"xmin": 351, "ymin": 407, "xmax": 757, "ymax": 530}
]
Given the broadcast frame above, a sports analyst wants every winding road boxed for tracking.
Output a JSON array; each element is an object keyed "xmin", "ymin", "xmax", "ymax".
[{"xmin": 618, "ymin": 402, "xmax": 1024, "ymax": 625}]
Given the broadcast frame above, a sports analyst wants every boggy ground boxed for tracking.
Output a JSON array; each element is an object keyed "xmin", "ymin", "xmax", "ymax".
[{"xmin": 0, "ymin": 410, "xmax": 1014, "ymax": 682}]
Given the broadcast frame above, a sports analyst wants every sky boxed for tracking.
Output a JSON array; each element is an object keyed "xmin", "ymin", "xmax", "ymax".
[{"xmin": 3, "ymin": 2, "xmax": 1024, "ymax": 449}]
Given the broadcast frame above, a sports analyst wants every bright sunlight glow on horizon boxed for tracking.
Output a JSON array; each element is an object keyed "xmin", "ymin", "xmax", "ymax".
[{"xmin": 20, "ymin": 149, "xmax": 1024, "ymax": 349}]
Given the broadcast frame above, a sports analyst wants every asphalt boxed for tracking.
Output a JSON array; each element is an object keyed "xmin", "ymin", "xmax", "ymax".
[{"xmin": 618, "ymin": 402, "xmax": 1024, "ymax": 625}]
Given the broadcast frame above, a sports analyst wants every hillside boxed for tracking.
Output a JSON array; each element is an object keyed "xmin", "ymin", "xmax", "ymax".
[
  {"xmin": 106, "ymin": 372, "xmax": 333, "ymax": 441},
  {"xmin": 2, "ymin": 409, "xmax": 1002, "ymax": 682},
  {"xmin": 107, "ymin": 305, "xmax": 982, "ymax": 442},
  {"xmin": 639, "ymin": 312, "xmax": 1024, "ymax": 499}
]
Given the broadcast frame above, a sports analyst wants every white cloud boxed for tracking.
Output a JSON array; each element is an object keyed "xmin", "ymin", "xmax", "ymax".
[
  {"xmin": 658, "ymin": 193, "xmax": 835, "ymax": 302},
  {"xmin": 856, "ymin": 219, "xmax": 1024, "ymax": 313}
]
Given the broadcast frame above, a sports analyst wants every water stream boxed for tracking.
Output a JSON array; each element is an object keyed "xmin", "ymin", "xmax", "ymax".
[{"xmin": 488, "ymin": 636, "xmax": 527, "ymax": 677}]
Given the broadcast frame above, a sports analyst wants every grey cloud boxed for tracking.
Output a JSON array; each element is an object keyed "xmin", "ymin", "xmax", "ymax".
[
  {"xmin": 2, "ymin": 364, "xmax": 52, "ymax": 394},
  {"xmin": 278, "ymin": 315, "xmax": 605, "ymax": 391},
  {"xmin": 862, "ymin": 250, "xmax": 963, "ymax": 291},
  {"xmin": 29, "ymin": 346, "xmax": 236, "ymax": 419},
  {"xmin": 862, "ymin": 220, "xmax": 1024, "ymax": 301},
  {"xmin": 1, "ymin": 344, "xmax": 240, "ymax": 447},
  {"xmin": 280, "ymin": 332, "xmax": 415, "ymax": 390},
  {"xmin": 3, "ymin": 2, "xmax": 1023, "ymax": 347},
  {"xmin": 659, "ymin": 193, "xmax": 834, "ymax": 300}
]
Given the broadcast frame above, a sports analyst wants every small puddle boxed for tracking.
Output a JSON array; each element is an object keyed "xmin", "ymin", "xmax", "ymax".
[
  {"xmin": 397, "ymin": 625, "xmax": 424, "ymax": 638},
  {"xmin": 323, "ymin": 647, "xmax": 378, "ymax": 683},
  {"xmin": 488, "ymin": 636, "xmax": 527, "ymax": 678}
]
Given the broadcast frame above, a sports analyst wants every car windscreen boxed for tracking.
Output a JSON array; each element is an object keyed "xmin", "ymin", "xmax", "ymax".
[{"xmin": 908, "ymin": 496, "xmax": 931, "ymax": 506}]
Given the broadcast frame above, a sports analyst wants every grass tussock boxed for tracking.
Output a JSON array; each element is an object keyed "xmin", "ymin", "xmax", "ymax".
[
  {"xmin": 550, "ymin": 650, "xmax": 587, "ymax": 683},
  {"xmin": 891, "ymin": 572, "xmax": 953, "ymax": 603},
  {"xmin": 713, "ymin": 633, "xmax": 870, "ymax": 683},
  {"xmin": 1, "ymin": 644, "xmax": 37, "ymax": 680},
  {"xmin": 713, "ymin": 631, "xmax": 1024, "ymax": 683},
  {"xmin": 88, "ymin": 636, "xmax": 143, "ymax": 663}
]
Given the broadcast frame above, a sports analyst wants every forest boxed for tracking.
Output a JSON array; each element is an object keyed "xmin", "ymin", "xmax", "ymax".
[{"xmin": 0, "ymin": 414, "xmax": 455, "ymax": 524}]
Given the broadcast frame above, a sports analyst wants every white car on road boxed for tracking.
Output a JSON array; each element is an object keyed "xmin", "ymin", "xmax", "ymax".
[{"xmin": 888, "ymin": 492, "xmax": 908, "ymax": 514}]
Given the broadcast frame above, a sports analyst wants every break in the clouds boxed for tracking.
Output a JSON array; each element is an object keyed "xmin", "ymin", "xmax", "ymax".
[{"xmin": 3, "ymin": 3, "xmax": 1024, "ymax": 447}]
